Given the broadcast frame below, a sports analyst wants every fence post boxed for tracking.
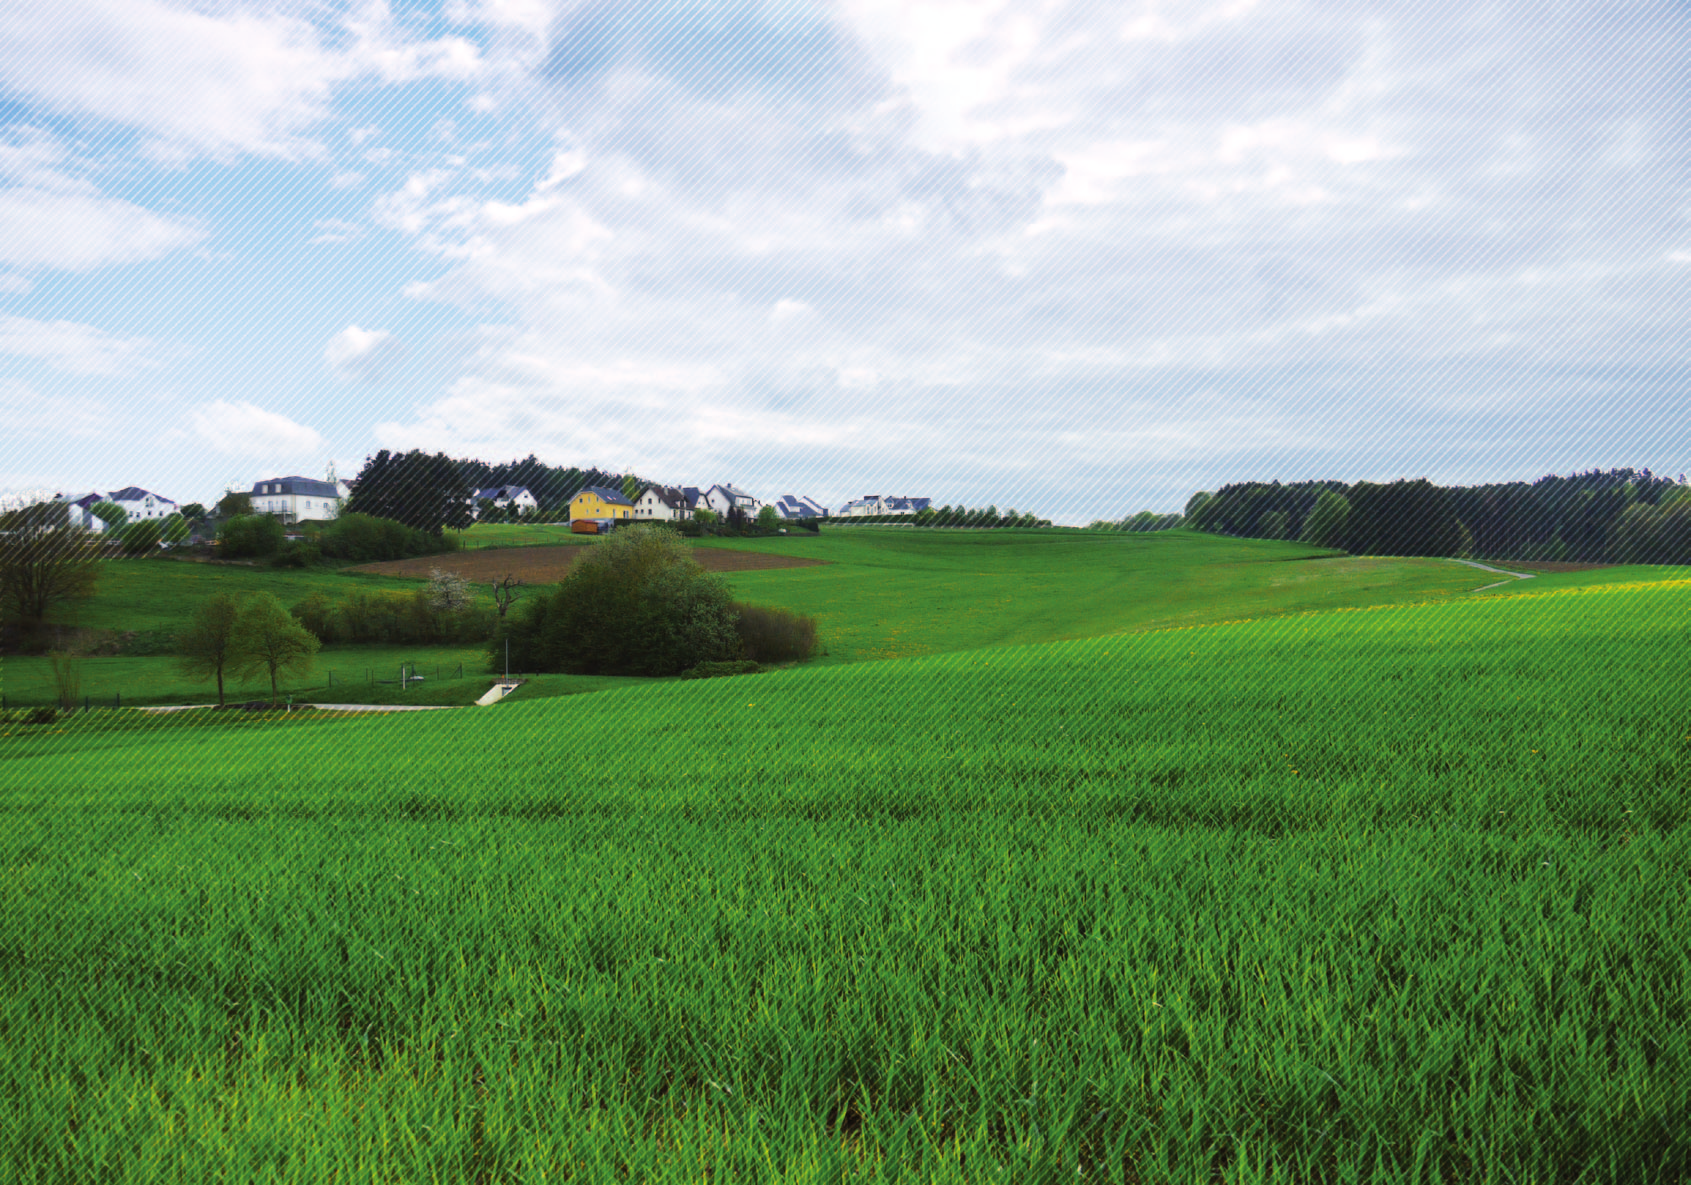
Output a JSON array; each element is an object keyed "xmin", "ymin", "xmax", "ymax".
[{"xmin": 115, "ymin": 692, "xmax": 120, "ymax": 709}]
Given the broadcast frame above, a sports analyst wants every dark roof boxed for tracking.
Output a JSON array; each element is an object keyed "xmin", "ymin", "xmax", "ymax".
[
  {"xmin": 577, "ymin": 485, "xmax": 634, "ymax": 507},
  {"xmin": 108, "ymin": 486, "xmax": 175, "ymax": 503},
  {"xmin": 641, "ymin": 485, "xmax": 690, "ymax": 509},
  {"xmin": 474, "ymin": 485, "xmax": 534, "ymax": 501},
  {"xmin": 250, "ymin": 476, "xmax": 337, "ymax": 498},
  {"xmin": 774, "ymin": 495, "xmax": 828, "ymax": 518}
]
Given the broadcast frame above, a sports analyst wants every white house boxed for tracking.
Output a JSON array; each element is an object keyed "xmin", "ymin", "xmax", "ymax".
[
  {"xmin": 249, "ymin": 476, "xmax": 341, "ymax": 524},
  {"xmin": 56, "ymin": 487, "xmax": 179, "ymax": 531},
  {"xmin": 773, "ymin": 495, "xmax": 829, "ymax": 519},
  {"xmin": 634, "ymin": 485, "xmax": 691, "ymax": 521},
  {"xmin": 703, "ymin": 483, "xmax": 763, "ymax": 519},
  {"xmin": 839, "ymin": 495, "xmax": 930, "ymax": 517},
  {"xmin": 471, "ymin": 486, "xmax": 539, "ymax": 517}
]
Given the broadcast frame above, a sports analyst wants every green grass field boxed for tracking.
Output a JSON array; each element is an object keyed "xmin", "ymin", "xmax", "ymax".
[
  {"xmin": 2, "ymin": 541, "xmax": 1687, "ymax": 1182},
  {"xmin": 4, "ymin": 528, "xmax": 1524, "ymax": 707}
]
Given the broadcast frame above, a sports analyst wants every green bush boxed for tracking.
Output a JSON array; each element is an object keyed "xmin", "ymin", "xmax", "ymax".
[
  {"xmin": 494, "ymin": 525, "xmax": 740, "ymax": 676},
  {"xmin": 270, "ymin": 542, "xmax": 321, "ymax": 568},
  {"xmin": 318, "ymin": 513, "xmax": 460, "ymax": 563},
  {"xmin": 219, "ymin": 514, "xmax": 284, "ymax": 558},
  {"xmin": 679, "ymin": 659, "xmax": 765, "ymax": 679},
  {"xmin": 732, "ymin": 602, "xmax": 818, "ymax": 664}
]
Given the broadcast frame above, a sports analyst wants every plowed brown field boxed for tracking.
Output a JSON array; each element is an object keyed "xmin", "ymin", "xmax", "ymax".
[{"xmin": 348, "ymin": 544, "xmax": 829, "ymax": 583}]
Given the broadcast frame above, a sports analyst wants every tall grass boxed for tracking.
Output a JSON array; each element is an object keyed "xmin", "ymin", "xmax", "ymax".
[
  {"xmin": 2, "ymin": 577, "xmax": 1688, "ymax": 1181},
  {"xmin": 46, "ymin": 649, "xmax": 82, "ymax": 709}
]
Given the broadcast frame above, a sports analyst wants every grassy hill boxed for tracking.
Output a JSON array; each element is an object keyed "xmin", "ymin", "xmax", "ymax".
[
  {"xmin": 4, "ymin": 529, "xmax": 1577, "ymax": 707},
  {"xmin": 2, "ymin": 562, "xmax": 1688, "ymax": 1181}
]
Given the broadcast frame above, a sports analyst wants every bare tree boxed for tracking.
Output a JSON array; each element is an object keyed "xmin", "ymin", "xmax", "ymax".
[
  {"xmin": 0, "ymin": 501, "xmax": 100, "ymax": 635},
  {"xmin": 491, "ymin": 573, "xmax": 524, "ymax": 618}
]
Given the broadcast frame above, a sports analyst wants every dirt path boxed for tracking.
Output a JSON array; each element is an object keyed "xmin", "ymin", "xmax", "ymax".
[{"xmin": 1450, "ymin": 558, "xmax": 1537, "ymax": 591}]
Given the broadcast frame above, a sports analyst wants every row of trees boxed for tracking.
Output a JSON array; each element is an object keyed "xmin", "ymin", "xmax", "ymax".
[
  {"xmin": 344, "ymin": 449, "xmax": 643, "ymax": 533},
  {"xmin": 176, "ymin": 592, "xmax": 320, "ymax": 706},
  {"xmin": 1185, "ymin": 469, "xmax": 1691, "ymax": 563}
]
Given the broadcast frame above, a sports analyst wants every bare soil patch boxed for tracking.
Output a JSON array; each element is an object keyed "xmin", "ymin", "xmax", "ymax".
[{"xmin": 349, "ymin": 544, "xmax": 829, "ymax": 584}]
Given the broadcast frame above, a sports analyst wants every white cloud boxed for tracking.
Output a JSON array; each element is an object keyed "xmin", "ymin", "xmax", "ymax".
[
  {"xmin": 0, "ymin": 1, "xmax": 485, "ymax": 161},
  {"xmin": 0, "ymin": 274, "xmax": 30, "ymax": 294},
  {"xmin": 325, "ymin": 325, "xmax": 407, "ymax": 383},
  {"xmin": 0, "ymin": 378, "xmax": 108, "ymax": 438},
  {"xmin": 0, "ymin": 315, "xmax": 160, "ymax": 375},
  {"xmin": 0, "ymin": 129, "xmax": 203, "ymax": 270},
  {"xmin": 310, "ymin": 218, "xmax": 363, "ymax": 245},
  {"xmin": 190, "ymin": 400, "xmax": 324, "ymax": 457}
]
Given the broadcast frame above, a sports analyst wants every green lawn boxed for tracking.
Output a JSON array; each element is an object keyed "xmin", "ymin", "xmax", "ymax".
[
  {"xmin": 455, "ymin": 521, "xmax": 591, "ymax": 549},
  {"xmin": 2, "ymin": 572, "xmax": 1688, "ymax": 1181},
  {"xmin": 718, "ymin": 527, "xmax": 1510, "ymax": 664}
]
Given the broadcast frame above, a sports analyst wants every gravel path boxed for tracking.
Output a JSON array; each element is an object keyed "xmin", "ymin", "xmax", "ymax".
[{"xmin": 1450, "ymin": 558, "xmax": 1537, "ymax": 591}]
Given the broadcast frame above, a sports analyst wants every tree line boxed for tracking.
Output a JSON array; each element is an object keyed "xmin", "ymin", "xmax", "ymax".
[{"xmin": 1184, "ymin": 468, "xmax": 1691, "ymax": 563}]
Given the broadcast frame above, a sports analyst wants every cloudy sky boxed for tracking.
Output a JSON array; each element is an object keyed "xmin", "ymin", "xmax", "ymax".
[{"xmin": 2, "ymin": 0, "xmax": 1687, "ymax": 523}]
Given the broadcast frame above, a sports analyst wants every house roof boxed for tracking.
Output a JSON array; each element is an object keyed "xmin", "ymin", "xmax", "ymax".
[
  {"xmin": 250, "ymin": 476, "xmax": 337, "ymax": 498},
  {"xmin": 576, "ymin": 485, "xmax": 634, "ymax": 506},
  {"xmin": 681, "ymin": 486, "xmax": 705, "ymax": 504},
  {"xmin": 774, "ymin": 494, "xmax": 829, "ymax": 518},
  {"xmin": 641, "ymin": 485, "xmax": 690, "ymax": 509},
  {"xmin": 474, "ymin": 485, "xmax": 534, "ymax": 501},
  {"xmin": 107, "ymin": 486, "xmax": 176, "ymax": 504}
]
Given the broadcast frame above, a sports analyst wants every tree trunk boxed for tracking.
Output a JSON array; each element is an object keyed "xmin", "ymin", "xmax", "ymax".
[{"xmin": 216, "ymin": 667, "xmax": 225, "ymax": 708}]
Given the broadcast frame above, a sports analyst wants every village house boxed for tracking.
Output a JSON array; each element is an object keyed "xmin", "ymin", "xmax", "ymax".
[
  {"xmin": 702, "ymin": 483, "xmax": 763, "ymax": 519},
  {"xmin": 249, "ymin": 476, "xmax": 342, "ymax": 524},
  {"xmin": 471, "ymin": 485, "xmax": 539, "ymax": 518},
  {"xmin": 633, "ymin": 485, "xmax": 692, "ymax": 521},
  {"xmin": 570, "ymin": 486, "xmax": 635, "ymax": 523},
  {"xmin": 773, "ymin": 494, "xmax": 830, "ymax": 519},
  {"xmin": 56, "ymin": 487, "xmax": 180, "ymax": 531}
]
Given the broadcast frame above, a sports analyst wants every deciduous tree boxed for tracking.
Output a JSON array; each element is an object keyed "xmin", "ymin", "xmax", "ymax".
[
  {"xmin": 231, "ymin": 592, "xmax": 321, "ymax": 706},
  {"xmin": 175, "ymin": 592, "xmax": 242, "ymax": 707}
]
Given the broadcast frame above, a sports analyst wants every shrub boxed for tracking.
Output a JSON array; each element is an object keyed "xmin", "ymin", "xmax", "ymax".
[
  {"xmin": 679, "ymin": 659, "xmax": 765, "ymax": 679},
  {"xmin": 219, "ymin": 514, "xmax": 285, "ymax": 558},
  {"xmin": 28, "ymin": 706, "xmax": 57, "ymax": 725},
  {"xmin": 318, "ymin": 513, "xmax": 459, "ymax": 563},
  {"xmin": 270, "ymin": 542, "xmax": 321, "ymax": 568},
  {"xmin": 290, "ymin": 593, "xmax": 335, "ymax": 642},
  {"xmin": 733, "ymin": 602, "xmax": 818, "ymax": 664},
  {"xmin": 495, "ymin": 525, "xmax": 740, "ymax": 676}
]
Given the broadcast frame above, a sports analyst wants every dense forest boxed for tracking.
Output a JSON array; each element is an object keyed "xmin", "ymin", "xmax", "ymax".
[{"xmin": 1184, "ymin": 469, "xmax": 1691, "ymax": 564}]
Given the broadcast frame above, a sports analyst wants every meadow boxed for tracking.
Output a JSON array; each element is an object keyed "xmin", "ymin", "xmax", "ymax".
[
  {"xmin": 2, "ymin": 559, "xmax": 1687, "ymax": 1182},
  {"xmin": 2, "ymin": 528, "xmax": 1509, "ymax": 707}
]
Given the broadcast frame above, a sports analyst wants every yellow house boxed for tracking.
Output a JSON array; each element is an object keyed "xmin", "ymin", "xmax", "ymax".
[{"xmin": 570, "ymin": 486, "xmax": 636, "ymax": 521}]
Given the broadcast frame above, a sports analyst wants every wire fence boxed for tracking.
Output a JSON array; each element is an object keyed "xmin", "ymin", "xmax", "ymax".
[{"xmin": 1, "ymin": 661, "xmax": 469, "ymax": 712}]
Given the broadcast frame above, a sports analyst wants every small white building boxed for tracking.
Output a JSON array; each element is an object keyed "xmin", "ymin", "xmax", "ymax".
[
  {"xmin": 773, "ymin": 495, "xmax": 829, "ymax": 519},
  {"xmin": 56, "ymin": 487, "xmax": 179, "ymax": 531},
  {"xmin": 839, "ymin": 495, "xmax": 930, "ymax": 517},
  {"xmin": 703, "ymin": 483, "xmax": 763, "ymax": 519},
  {"xmin": 634, "ymin": 486, "xmax": 692, "ymax": 521},
  {"xmin": 249, "ymin": 476, "xmax": 342, "ymax": 524},
  {"xmin": 471, "ymin": 486, "xmax": 539, "ymax": 518}
]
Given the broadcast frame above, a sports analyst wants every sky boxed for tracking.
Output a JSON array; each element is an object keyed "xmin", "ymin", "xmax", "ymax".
[{"xmin": 1, "ymin": 0, "xmax": 1688, "ymax": 525}]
